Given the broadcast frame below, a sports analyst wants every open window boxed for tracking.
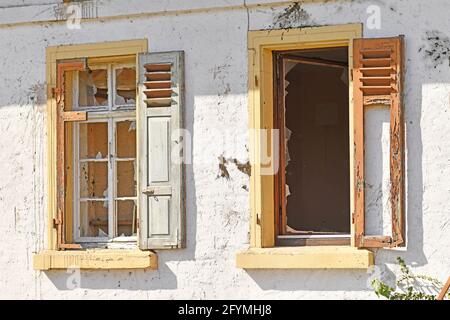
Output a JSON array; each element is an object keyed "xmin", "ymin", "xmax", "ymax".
[
  {"xmin": 246, "ymin": 26, "xmax": 405, "ymax": 253},
  {"xmin": 274, "ymin": 47, "xmax": 352, "ymax": 247},
  {"xmin": 273, "ymin": 37, "xmax": 405, "ymax": 249},
  {"xmin": 52, "ymin": 48, "xmax": 185, "ymax": 251}
]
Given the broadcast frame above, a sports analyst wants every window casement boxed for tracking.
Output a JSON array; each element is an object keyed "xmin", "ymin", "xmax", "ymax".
[
  {"xmin": 34, "ymin": 40, "xmax": 185, "ymax": 269},
  {"xmin": 238, "ymin": 24, "xmax": 405, "ymax": 269}
]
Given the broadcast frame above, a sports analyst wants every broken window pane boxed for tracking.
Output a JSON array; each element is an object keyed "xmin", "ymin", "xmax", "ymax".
[
  {"xmin": 115, "ymin": 67, "xmax": 136, "ymax": 106},
  {"xmin": 79, "ymin": 162, "xmax": 108, "ymax": 199},
  {"xmin": 116, "ymin": 161, "xmax": 136, "ymax": 197},
  {"xmin": 78, "ymin": 69, "xmax": 108, "ymax": 107},
  {"xmin": 79, "ymin": 122, "xmax": 108, "ymax": 159},
  {"xmin": 79, "ymin": 201, "xmax": 108, "ymax": 237},
  {"xmin": 116, "ymin": 200, "xmax": 137, "ymax": 237},
  {"xmin": 282, "ymin": 47, "xmax": 350, "ymax": 234},
  {"xmin": 116, "ymin": 120, "xmax": 136, "ymax": 158}
]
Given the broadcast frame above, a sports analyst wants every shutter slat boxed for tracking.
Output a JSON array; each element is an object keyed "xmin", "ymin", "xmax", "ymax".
[
  {"xmin": 145, "ymin": 98, "xmax": 173, "ymax": 107},
  {"xmin": 360, "ymin": 67, "xmax": 394, "ymax": 76},
  {"xmin": 361, "ymin": 58, "xmax": 391, "ymax": 67},
  {"xmin": 360, "ymin": 86, "xmax": 396, "ymax": 95},
  {"xmin": 144, "ymin": 63, "xmax": 172, "ymax": 71},
  {"xmin": 353, "ymin": 36, "xmax": 405, "ymax": 248},
  {"xmin": 144, "ymin": 81, "xmax": 172, "ymax": 89},
  {"xmin": 144, "ymin": 89, "xmax": 173, "ymax": 98},
  {"xmin": 145, "ymin": 72, "xmax": 171, "ymax": 81},
  {"xmin": 138, "ymin": 51, "xmax": 185, "ymax": 250}
]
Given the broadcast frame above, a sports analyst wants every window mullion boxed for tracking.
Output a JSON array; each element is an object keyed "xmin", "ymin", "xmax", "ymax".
[
  {"xmin": 108, "ymin": 64, "xmax": 115, "ymax": 239},
  {"xmin": 73, "ymin": 122, "xmax": 80, "ymax": 241}
]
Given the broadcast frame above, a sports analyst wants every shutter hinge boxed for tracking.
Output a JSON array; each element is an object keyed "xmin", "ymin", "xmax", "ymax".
[
  {"xmin": 53, "ymin": 218, "xmax": 62, "ymax": 229},
  {"xmin": 51, "ymin": 87, "xmax": 56, "ymax": 98},
  {"xmin": 350, "ymin": 69, "xmax": 354, "ymax": 81},
  {"xmin": 351, "ymin": 212, "xmax": 355, "ymax": 224}
]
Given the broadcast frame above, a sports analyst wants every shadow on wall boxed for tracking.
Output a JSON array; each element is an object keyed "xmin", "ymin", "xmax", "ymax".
[
  {"xmin": 246, "ymin": 269, "xmax": 373, "ymax": 291},
  {"xmin": 371, "ymin": 30, "xmax": 450, "ymax": 270}
]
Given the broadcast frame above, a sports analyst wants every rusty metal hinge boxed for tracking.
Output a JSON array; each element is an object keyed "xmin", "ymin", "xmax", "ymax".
[{"xmin": 53, "ymin": 217, "xmax": 62, "ymax": 229}]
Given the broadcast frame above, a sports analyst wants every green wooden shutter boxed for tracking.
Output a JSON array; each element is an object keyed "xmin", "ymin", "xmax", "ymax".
[{"xmin": 138, "ymin": 51, "xmax": 185, "ymax": 249}]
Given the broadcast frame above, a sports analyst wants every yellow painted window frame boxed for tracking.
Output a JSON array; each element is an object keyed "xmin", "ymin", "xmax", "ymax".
[
  {"xmin": 240, "ymin": 24, "xmax": 374, "ymax": 269},
  {"xmin": 34, "ymin": 39, "xmax": 157, "ymax": 270}
]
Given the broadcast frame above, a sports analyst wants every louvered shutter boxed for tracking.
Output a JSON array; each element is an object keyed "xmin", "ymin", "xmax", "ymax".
[
  {"xmin": 138, "ymin": 51, "xmax": 185, "ymax": 249},
  {"xmin": 353, "ymin": 36, "xmax": 405, "ymax": 248}
]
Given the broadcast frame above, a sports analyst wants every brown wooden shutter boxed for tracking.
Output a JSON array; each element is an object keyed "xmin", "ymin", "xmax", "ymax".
[
  {"xmin": 54, "ymin": 59, "xmax": 87, "ymax": 250},
  {"xmin": 353, "ymin": 36, "xmax": 405, "ymax": 248}
]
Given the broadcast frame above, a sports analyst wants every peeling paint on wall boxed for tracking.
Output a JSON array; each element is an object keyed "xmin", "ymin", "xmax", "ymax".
[
  {"xmin": 0, "ymin": 0, "xmax": 449, "ymax": 300},
  {"xmin": 419, "ymin": 31, "xmax": 450, "ymax": 68},
  {"xmin": 217, "ymin": 155, "xmax": 231, "ymax": 180},
  {"xmin": 271, "ymin": 2, "xmax": 312, "ymax": 29},
  {"xmin": 217, "ymin": 155, "xmax": 251, "ymax": 180},
  {"xmin": 28, "ymin": 82, "xmax": 46, "ymax": 105}
]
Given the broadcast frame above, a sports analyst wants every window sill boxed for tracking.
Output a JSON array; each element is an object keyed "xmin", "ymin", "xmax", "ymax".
[
  {"xmin": 33, "ymin": 249, "xmax": 158, "ymax": 271},
  {"xmin": 236, "ymin": 246, "xmax": 374, "ymax": 269}
]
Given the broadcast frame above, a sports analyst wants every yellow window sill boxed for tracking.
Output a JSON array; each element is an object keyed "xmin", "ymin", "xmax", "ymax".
[
  {"xmin": 33, "ymin": 249, "xmax": 158, "ymax": 271},
  {"xmin": 236, "ymin": 246, "xmax": 374, "ymax": 269}
]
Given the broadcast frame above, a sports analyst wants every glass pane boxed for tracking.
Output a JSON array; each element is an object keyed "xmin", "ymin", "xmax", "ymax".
[
  {"xmin": 79, "ymin": 201, "xmax": 108, "ymax": 237},
  {"xmin": 115, "ymin": 67, "xmax": 136, "ymax": 106},
  {"xmin": 80, "ymin": 162, "xmax": 108, "ymax": 198},
  {"xmin": 79, "ymin": 122, "xmax": 108, "ymax": 159},
  {"xmin": 116, "ymin": 200, "xmax": 137, "ymax": 237},
  {"xmin": 116, "ymin": 160, "xmax": 136, "ymax": 197},
  {"xmin": 116, "ymin": 120, "xmax": 136, "ymax": 158},
  {"xmin": 78, "ymin": 69, "xmax": 108, "ymax": 107}
]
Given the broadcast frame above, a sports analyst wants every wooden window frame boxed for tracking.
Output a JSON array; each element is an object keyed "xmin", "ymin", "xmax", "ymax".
[
  {"xmin": 248, "ymin": 24, "xmax": 363, "ymax": 248},
  {"xmin": 72, "ymin": 61, "xmax": 137, "ymax": 245},
  {"xmin": 73, "ymin": 116, "xmax": 138, "ymax": 244},
  {"xmin": 46, "ymin": 39, "xmax": 148, "ymax": 250},
  {"xmin": 273, "ymin": 50, "xmax": 352, "ymax": 247}
]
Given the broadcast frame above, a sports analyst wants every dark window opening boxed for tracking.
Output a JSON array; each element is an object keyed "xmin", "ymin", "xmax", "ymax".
[{"xmin": 275, "ymin": 47, "xmax": 350, "ymax": 246}]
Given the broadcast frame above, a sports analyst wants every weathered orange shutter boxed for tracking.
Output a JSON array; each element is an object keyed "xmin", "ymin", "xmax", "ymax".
[
  {"xmin": 54, "ymin": 59, "xmax": 87, "ymax": 250},
  {"xmin": 353, "ymin": 36, "xmax": 405, "ymax": 248}
]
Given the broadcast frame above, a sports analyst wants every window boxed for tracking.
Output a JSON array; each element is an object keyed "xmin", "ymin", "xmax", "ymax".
[
  {"xmin": 71, "ymin": 61, "xmax": 138, "ymax": 244},
  {"xmin": 274, "ymin": 47, "xmax": 351, "ymax": 247},
  {"xmin": 45, "ymin": 41, "xmax": 186, "ymax": 252},
  {"xmin": 246, "ymin": 25, "xmax": 405, "ymax": 253}
]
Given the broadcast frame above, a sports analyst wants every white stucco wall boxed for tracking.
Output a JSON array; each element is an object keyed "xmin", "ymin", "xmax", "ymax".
[{"xmin": 0, "ymin": 0, "xmax": 449, "ymax": 299}]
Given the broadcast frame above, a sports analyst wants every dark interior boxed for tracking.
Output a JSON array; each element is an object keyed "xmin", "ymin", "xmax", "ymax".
[{"xmin": 282, "ymin": 47, "xmax": 350, "ymax": 234}]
